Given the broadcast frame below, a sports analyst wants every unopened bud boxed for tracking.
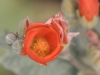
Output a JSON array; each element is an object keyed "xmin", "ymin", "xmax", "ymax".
[{"xmin": 6, "ymin": 32, "xmax": 17, "ymax": 46}]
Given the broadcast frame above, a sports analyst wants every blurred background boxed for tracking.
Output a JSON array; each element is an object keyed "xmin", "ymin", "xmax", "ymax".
[
  {"xmin": 0, "ymin": 0, "xmax": 61, "ymax": 32},
  {"xmin": 1, "ymin": 0, "xmax": 99, "ymax": 75}
]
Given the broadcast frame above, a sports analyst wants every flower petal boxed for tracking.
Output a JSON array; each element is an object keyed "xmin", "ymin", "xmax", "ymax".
[
  {"xmin": 44, "ymin": 45, "xmax": 63, "ymax": 62},
  {"xmin": 67, "ymin": 32, "xmax": 80, "ymax": 42},
  {"xmin": 26, "ymin": 22, "xmax": 49, "ymax": 33},
  {"xmin": 45, "ymin": 12, "xmax": 68, "ymax": 44}
]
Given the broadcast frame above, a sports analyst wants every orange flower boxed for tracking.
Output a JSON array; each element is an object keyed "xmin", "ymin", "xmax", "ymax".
[
  {"xmin": 6, "ymin": 13, "xmax": 79, "ymax": 65},
  {"xmin": 79, "ymin": 0, "xmax": 99, "ymax": 21},
  {"xmin": 21, "ymin": 13, "xmax": 68, "ymax": 65}
]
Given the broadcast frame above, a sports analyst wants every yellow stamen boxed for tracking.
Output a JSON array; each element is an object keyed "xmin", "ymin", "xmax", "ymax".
[{"xmin": 31, "ymin": 38, "xmax": 50, "ymax": 57}]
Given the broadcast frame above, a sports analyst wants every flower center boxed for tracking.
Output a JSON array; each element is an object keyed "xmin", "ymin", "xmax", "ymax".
[{"xmin": 31, "ymin": 38, "xmax": 50, "ymax": 57}]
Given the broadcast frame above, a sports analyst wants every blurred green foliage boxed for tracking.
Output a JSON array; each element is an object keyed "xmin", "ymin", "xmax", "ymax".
[
  {"xmin": 0, "ymin": 0, "xmax": 61, "ymax": 32},
  {"xmin": 0, "ymin": 65, "xmax": 15, "ymax": 75}
]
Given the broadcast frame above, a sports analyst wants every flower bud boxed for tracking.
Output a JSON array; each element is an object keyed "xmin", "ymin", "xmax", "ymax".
[
  {"xmin": 77, "ymin": 10, "xmax": 99, "ymax": 28},
  {"xmin": 18, "ymin": 16, "xmax": 31, "ymax": 38},
  {"xmin": 12, "ymin": 39, "xmax": 23, "ymax": 54},
  {"xmin": 6, "ymin": 32, "xmax": 17, "ymax": 46},
  {"xmin": 77, "ymin": 0, "xmax": 99, "ymax": 28}
]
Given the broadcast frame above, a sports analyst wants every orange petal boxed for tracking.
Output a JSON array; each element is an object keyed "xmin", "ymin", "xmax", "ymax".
[
  {"xmin": 24, "ymin": 27, "xmax": 58, "ymax": 65},
  {"xmin": 26, "ymin": 22, "xmax": 49, "ymax": 33},
  {"xmin": 49, "ymin": 24, "xmax": 60, "ymax": 38},
  {"xmin": 44, "ymin": 31, "xmax": 59, "ymax": 52},
  {"xmin": 44, "ymin": 45, "xmax": 63, "ymax": 62}
]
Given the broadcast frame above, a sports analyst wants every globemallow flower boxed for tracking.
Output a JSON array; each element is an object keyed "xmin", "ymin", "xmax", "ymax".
[{"xmin": 6, "ymin": 13, "xmax": 79, "ymax": 65}]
